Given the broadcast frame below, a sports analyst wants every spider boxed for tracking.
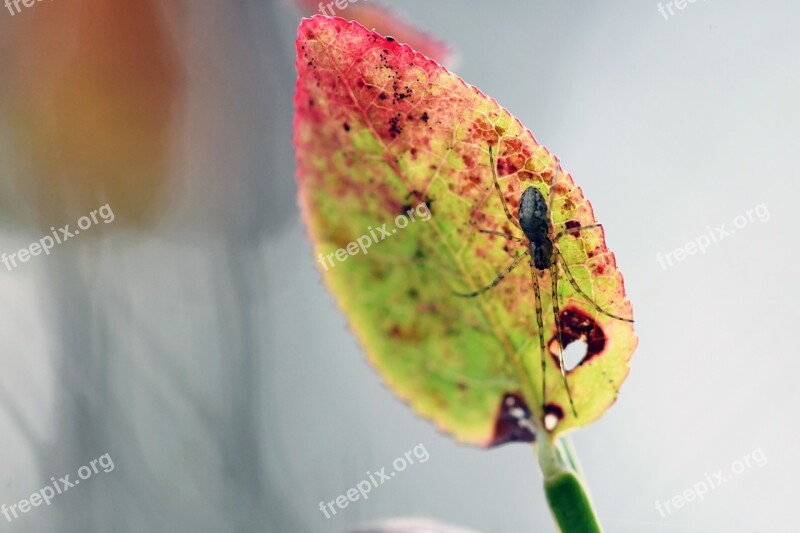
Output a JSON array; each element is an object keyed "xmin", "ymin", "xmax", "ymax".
[{"xmin": 455, "ymin": 143, "xmax": 634, "ymax": 418}]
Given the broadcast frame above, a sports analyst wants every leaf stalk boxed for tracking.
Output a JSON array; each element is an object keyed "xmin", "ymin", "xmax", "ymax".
[{"xmin": 536, "ymin": 432, "xmax": 603, "ymax": 533}]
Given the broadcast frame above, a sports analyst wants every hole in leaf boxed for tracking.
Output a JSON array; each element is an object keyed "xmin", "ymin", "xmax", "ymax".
[
  {"xmin": 562, "ymin": 339, "xmax": 588, "ymax": 372},
  {"xmin": 549, "ymin": 308, "xmax": 606, "ymax": 370},
  {"xmin": 543, "ymin": 404, "xmax": 564, "ymax": 432}
]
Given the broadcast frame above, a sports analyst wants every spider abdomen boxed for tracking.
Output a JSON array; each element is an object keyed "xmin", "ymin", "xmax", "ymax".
[
  {"xmin": 519, "ymin": 187, "xmax": 553, "ymax": 269},
  {"xmin": 519, "ymin": 187, "xmax": 550, "ymax": 242}
]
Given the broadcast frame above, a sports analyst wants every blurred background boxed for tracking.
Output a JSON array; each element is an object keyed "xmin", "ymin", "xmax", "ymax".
[{"xmin": 0, "ymin": 0, "xmax": 795, "ymax": 531}]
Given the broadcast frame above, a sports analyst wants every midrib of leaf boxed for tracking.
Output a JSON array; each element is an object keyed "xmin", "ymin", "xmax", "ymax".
[{"xmin": 318, "ymin": 38, "xmax": 541, "ymax": 419}]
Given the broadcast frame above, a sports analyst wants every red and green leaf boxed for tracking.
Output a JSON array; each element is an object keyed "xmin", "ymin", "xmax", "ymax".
[{"xmin": 294, "ymin": 16, "xmax": 637, "ymax": 445}]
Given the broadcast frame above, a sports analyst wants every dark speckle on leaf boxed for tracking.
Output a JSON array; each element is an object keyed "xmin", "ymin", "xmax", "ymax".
[
  {"xmin": 401, "ymin": 191, "xmax": 433, "ymax": 215},
  {"xmin": 490, "ymin": 393, "xmax": 535, "ymax": 447},
  {"xmin": 564, "ymin": 220, "xmax": 581, "ymax": 236},
  {"xmin": 388, "ymin": 114, "xmax": 403, "ymax": 138}
]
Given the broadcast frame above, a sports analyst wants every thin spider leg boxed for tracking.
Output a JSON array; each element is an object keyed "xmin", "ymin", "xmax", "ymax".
[
  {"xmin": 547, "ymin": 156, "xmax": 562, "ymax": 217},
  {"xmin": 555, "ymin": 250, "xmax": 635, "ymax": 323},
  {"xmin": 529, "ymin": 264, "xmax": 547, "ymax": 410},
  {"xmin": 468, "ymin": 184, "xmax": 495, "ymax": 226},
  {"xmin": 488, "ymin": 145, "xmax": 523, "ymax": 230},
  {"xmin": 453, "ymin": 251, "xmax": 529, "ymax": 298},
  {"xmin": 549, "ymin": 263, "xmax": 578, "ymax": 417},
  {"xmin": 478, "ymin": 229, "xmax": 525, "ymax": 242},
  {"xmin": 554, "ymin": 223, "xmax": 603, "ymax": 241}
]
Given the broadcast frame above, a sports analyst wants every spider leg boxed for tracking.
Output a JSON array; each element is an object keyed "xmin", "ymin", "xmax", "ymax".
[
  {"xmin": 547, "ymin": 156, "xmax": 562, "ymax": 217},
  {"xmin": 468, "ymin": 182, "xmax": 495, "ymax": 226},
  {"xmin": 549, "ymin": 263, "xmax": 578, "ymax": 417},
  {"xmin": 554, "ymin": 223, "xmax": 603, "ymax": 241},
  {"xmin": 529, "ymin": 263, "xmax": 548, "ymax": 410},
  {"xmin": 555, "ymin": 249, "xmax": 634, "ymax": 323},
  {"xmin": 453, "ymin": 251, "xmax": 529, "ymax": 298},
  {"xmin": 488, "ymin": 145, "xmax": 523, "ymax": 230},
  {"xmin": 478, "ymin": 229, "xmax": 525, "ymax": 242}
]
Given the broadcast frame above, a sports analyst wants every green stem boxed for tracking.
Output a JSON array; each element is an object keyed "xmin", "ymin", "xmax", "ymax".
[{"xmin": 536, "ymin": 432, "xmax": 603, "ymax": 533}]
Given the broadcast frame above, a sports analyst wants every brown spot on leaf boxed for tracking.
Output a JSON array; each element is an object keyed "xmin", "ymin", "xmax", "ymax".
[
  {"xmin": 564, "ymin": 220, "xmax": 581, "ymax": 237},
  {"xmin": 543, "ymin": 403, "xmax": 564, "ymax": 431},
  {"xmin": 517, "ymin": 169, "xmax": 535, "ymax": 182},
  {"xmin": 490, "ymin": 393, "xmax": 536, "ymax": 447},
  {"xmin": 497, "ymin": 160, "xmax": 515, "ymax": 176},
  {"xmin": 551, "ymin": 308, "xmax": 606, "ymax": 370}
]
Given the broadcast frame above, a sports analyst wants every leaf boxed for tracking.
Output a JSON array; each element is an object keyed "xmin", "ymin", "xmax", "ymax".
[
  {"xmin": 293, "ymin": 2, "xmax": 454, "ymax": 67},
  {"xmin": 294, "ymin": 16, "xmax": 637, "ymax": 444}
]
